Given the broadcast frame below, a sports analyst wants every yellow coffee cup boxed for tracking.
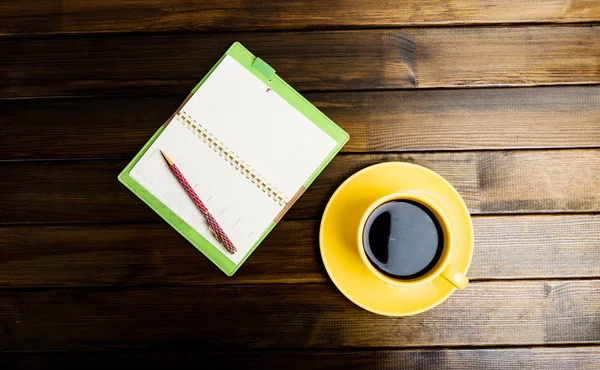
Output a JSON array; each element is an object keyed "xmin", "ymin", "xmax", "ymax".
[{"xmin": 357, "ymin": 191, "xmax": 469, "ymax": 290}]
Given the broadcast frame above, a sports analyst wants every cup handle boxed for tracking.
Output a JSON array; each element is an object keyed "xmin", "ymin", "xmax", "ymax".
[{"xmin": 441, "ymin": 264, "xmax": 468, "ymax": 290}]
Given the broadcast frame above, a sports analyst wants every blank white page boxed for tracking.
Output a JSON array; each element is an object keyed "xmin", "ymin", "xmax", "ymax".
[
  {"xmin": 130, "ymin": 121, "xmax": 283, "ymax": 264},
  {"xmin": 182, "ymin": 55, "xmax": 337, "ymax": 200}
]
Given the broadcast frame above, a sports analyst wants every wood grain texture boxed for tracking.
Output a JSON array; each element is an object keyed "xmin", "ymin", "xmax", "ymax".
[
  {"xmin": 471, "ymin": 215, "xmax": 600, "ymax": 279},
  {"xmin": 1, "ymin": 215, "xmax": 598, "ymax": 287},
  {"xmin": 4, "ymin": 347, "xmax": 600, "ymax": 370},
  {"xmin": 2, "ymin": 150, "xmax": 599, "ymax": 223},
  {"xmin": 0, "ymin": 30, "xmax": 415, "ymax": 98},
  {"xmin": 0, "ymin": 96, "xmax": 184, "ymax": 160},
  {"xmin": 414, "ymin": 26, "xmax": 600, "ymax": 88},
  {"xmin": 2, "ymin": 0, "xmax": 600, "ymax": 35},
  {"xmin": 298, "ymin": 150, "xmax": 600, "ymax": 218},
  {"xmin": 2, "ymin": 87, "xmax": 600, "ymax": 160},
  {"xmin": 322, "ymin": 87, "xmax": 600, "ymax": 152},
  {"xmin": 0, "ymin": 221, "xmax": 320, "ymax": 286},
  {"xmin": 1, "ymin": 281, "xmax": 598, "ymax": 350},
  {"xmin": 4, "ymin": 26, "xmax": 600, "ymax": 99}
]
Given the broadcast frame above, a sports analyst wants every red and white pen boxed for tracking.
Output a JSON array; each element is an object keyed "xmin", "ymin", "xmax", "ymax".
[{"xmin": 160, "ymin": 150, "xmax": 237, "ymax": 254}]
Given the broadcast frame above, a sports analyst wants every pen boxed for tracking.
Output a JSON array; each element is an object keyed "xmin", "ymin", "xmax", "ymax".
[{"xmin": 160, "ymin": 150, "xmax": 237, "ymax": 254}]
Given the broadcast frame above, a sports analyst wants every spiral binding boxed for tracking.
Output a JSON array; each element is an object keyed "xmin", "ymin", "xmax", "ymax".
[{"xmin": 176, "ymin": 111, "xmax": 288, "ymax": 206}]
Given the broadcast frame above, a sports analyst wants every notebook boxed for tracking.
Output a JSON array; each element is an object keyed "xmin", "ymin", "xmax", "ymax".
[{"xmin": 118, "ymin": 42, "xmax": 349, "ymax": 275}]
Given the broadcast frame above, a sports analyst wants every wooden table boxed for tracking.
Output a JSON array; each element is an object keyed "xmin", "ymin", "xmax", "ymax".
[{"xmin": 2, "ymin": 1, "xmax": 600, "ymax": 368}]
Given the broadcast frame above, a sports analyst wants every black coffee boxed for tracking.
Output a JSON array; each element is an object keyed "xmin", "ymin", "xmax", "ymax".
[{"xmin": 363, "ymin": 200, "xmax": 443, "ymax": 279}]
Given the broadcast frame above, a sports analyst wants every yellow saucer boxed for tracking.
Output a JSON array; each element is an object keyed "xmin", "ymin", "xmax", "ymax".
[{"xmin": 319, "ymin": 162, "xmax": 473, "ymax": 316}]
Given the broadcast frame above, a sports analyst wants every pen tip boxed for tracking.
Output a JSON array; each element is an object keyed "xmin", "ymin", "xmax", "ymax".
[{"xmin": 160, "ymin": 150, "xmax": 174, "ymax": 166}]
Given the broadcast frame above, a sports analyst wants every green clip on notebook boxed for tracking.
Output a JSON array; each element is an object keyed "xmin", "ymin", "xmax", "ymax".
[{"xmin": 118, "ymin": 42, "xmax": 349, "ymax": 276}]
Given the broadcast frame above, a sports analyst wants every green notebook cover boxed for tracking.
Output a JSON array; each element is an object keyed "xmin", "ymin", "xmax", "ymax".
[{"xmin": 118, "ymin": 42, "xmax": 348, "ymax": 276}]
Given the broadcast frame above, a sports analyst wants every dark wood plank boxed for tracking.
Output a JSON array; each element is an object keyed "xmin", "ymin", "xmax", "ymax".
[
  {"xmin": 1, "ymin": 281, "xmax": 598, "ymax": 350},
  {"xmin": 1, "ymin": 215, "xmax": 598, "ymax": 287},
  {"xmin": 0, "ymin": 30, "xmax": 415, "ymax": 99},
  {"xmin": 4, "ymin": 347, "xmax": 600, "ymax": 370},
  {"xmin": 327, "ymin": 87, "xmax": 600, "ymax": 152},
  {"xmin": 470, "ymin": 215, "xmax": 600, "ymax": 279},
  {"xmin": 4, "ymin": 26, "xmax": 600, "ymax": 99},
  {"xmin": 0, "ymin": 221, "xmax": 318, "ymax": 286},
  {"xmin": 2, "ymin": 150, "xmax": 600, "ymax": 223},
  {"xmin": 0, "ymin": 96, "xmax": 183, "ymax": 160},
  {"xmin": 3, "ymin": 87, "xmax": 600, "ymax": 160},
  {"xmin": 414, "ymin": 26, "xmax": 600, "ymax": 88},
  {"xmin": 299, "ymin": 150, "xmax": 600, "ymax": 218},
  {"xmin": 0, "ymin": 160, "xmax": 152, "ymax": 224},
  {"xmin": 3, "ymin": 0, "xmax": 600, "ymax": 35}
]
